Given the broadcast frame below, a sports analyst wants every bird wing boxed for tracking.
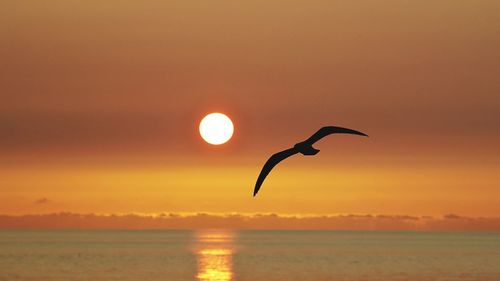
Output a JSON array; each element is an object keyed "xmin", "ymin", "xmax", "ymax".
[
  {"xmin": 304, "ymin": 126, "xmax": 368, "ymax": 144},
  {"xmin": 253, "ymin": 147, "xmax": 298, "ymax": 196}
]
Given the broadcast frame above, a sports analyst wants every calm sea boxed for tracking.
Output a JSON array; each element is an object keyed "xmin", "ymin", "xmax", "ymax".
[{"xmin": 0, "ymin": 230, "xmax": 499, "ymax": 281}]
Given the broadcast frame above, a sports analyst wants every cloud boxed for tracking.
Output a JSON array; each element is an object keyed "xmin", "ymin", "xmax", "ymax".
[
  {"xmin": 0, "ymin": 213, "xmax": 499, "ymax": 231},
  {"xmin": 33, "ymin": 198, "xmax": 49, "ymax": 204},
  {"xmin": 443, "ymin": 213, "xmax": 466, "ymax": 219}
]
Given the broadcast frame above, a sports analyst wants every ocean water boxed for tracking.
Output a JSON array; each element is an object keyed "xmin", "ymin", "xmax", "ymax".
[{"xmin": 0, "ymin": 230, "xmax": 499, "ymax": 281}]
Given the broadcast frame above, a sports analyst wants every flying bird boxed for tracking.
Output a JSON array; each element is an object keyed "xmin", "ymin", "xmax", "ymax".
[{"xmin": 253, "ymin": 126, "xmax": 368, "ymax": 196}]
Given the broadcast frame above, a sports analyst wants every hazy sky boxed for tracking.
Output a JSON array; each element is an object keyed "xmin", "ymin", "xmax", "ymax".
[{"xmin": 1, "ymin": 1, "xmax": 499, "ymax": 219}]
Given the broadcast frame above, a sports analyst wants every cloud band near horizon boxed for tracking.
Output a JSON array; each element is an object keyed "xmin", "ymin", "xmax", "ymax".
[{"xmin": 1, "ymin": 213, "xmax": 499, "ymax": 231}]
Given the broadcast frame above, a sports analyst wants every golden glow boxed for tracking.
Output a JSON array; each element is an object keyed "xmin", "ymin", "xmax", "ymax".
[
  {"xmin": 199, "ymin": 113, "xmax": 234, "ymax": 145},
  {"xmin": 195, "ymin": 230, "xmax": 234, "ymax": 281},
  {"xmin": 1, "ymin": 163, "xmax": 499, "ymax": 216}
]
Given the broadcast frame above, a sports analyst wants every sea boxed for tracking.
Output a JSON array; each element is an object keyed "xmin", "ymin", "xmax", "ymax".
[{"xmin": 0, "ymin": 230, "xmax": 499, "ymax": 281}]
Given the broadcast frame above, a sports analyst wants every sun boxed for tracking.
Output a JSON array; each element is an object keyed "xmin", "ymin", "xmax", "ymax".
[{"xmin": 199, "ymin": 113, "xmax": 234, "ymax": 145}]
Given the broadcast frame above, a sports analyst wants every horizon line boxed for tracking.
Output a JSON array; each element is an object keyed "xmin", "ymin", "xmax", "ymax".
[{"xmin": 1, "ymin": 212, "xmax": 499, "ymax": 231}]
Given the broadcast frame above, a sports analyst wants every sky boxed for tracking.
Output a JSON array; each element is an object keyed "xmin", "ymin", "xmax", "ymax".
[{"xmin": 0, "ymin": 1, "xmax": 499, "ymax": 228}]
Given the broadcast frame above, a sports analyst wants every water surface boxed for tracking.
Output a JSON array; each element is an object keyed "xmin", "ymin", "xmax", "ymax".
[{"xmin": 0, "ymin": 230, "xmax": 499, "ymax": 281}]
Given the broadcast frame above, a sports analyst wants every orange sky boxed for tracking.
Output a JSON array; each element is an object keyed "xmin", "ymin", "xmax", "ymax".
[{"xmin": 0, "ymin": 1, "xmax": 499, "ymax": 223}]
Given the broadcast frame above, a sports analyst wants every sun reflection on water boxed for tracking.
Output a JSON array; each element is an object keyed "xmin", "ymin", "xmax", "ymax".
[{"xmin": 195, "ymin": 230, "xmax": 235, "ymax": 281}]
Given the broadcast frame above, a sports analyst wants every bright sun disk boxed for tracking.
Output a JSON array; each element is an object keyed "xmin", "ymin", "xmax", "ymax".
[{"xmin": 199, "ymin": 113, "xmax": 234, "ymax": 145}]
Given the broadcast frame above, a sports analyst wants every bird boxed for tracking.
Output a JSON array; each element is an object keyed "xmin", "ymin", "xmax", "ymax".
[{"xmin": 253, "ymin": 126, "xmax": 368, "ymax": 196}]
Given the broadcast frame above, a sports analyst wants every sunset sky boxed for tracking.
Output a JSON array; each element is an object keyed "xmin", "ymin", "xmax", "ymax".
[{"xmin": 1, "ymin": 1, "xmax": 499, "ymax": 227}]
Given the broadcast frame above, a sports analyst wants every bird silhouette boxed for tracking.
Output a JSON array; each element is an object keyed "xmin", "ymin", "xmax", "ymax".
[{"xmin": 253, "ymin": 126, "xmax": 368, "ymax": 196}]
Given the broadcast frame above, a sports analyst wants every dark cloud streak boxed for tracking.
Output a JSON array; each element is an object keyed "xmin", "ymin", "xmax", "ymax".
[{"xmin": 33, "ymin": 198, "xmax": 49, "ymax": 204}]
